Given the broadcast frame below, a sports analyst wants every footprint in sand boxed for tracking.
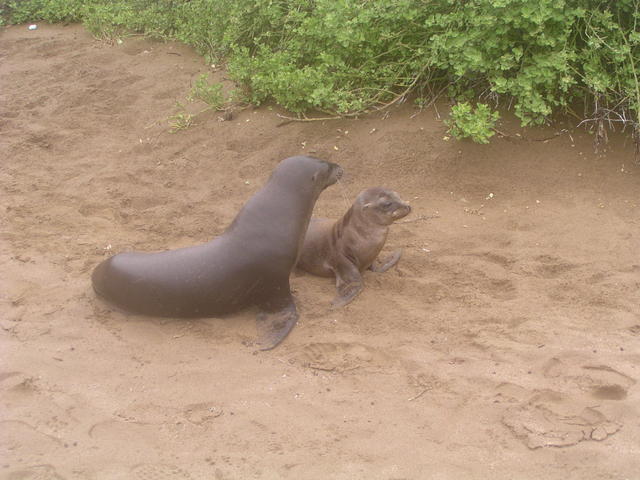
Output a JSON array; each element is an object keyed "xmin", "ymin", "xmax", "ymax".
[
  {"xmin": 131, "ymin": 464, "xmax": 193, "ymax": 480},
  {"xmin": 3, "ymin": 464, "xmax": 65, "ymax": 480},
  {"xmin": 112, "ymin": 401, "xmax": 224, "ymax": 426},
  {"xmin": 288, "ymin": 342, "xmax": 390, "ymax": 373},
  {"xmin": 542, "ymin": 357, "xmax": 636, "ymax": 400},
  {"xmin": 532, "ymin": 254, "xmax": 577, "ymax": 278},
  {"xmin": 502, "ymin": 390, "xmax": 621, "ymax": 449},
  {"xmin": 183, "ymin": 402, "xmax": 224, "ymax": 425},
  {"xmin": 629, "ymin": 324, "xmax": 640, "ymax": 336}
]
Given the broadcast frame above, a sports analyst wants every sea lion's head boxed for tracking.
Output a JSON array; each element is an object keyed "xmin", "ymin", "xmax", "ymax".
[
  {"xmin": 358, "ymin": 187, "xmax": 411, "ymax": 225},
  {"xmin": 274, "ymin": 155, "xmax": 343, "ymax": 193},
  {"xmin": 311, "ymin": 157, "xmax": 343, "ymax": 190}
]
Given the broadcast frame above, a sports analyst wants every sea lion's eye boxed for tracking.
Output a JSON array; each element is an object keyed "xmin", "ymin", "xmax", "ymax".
[{"xmin": 382, "ymin": 201, "xmax": 392, "ymax": 208}]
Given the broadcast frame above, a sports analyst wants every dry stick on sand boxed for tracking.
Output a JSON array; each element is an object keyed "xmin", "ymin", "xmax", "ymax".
[
  {"xmin": 493, "ymin": 127, "xmax": 569, "ymax": 142},
  {"xmin": 306, "ymin": 364, "xmax": 337, "ymax": 372},
  {"xmin": 276, "ymin": 114, "xmax": 342, "ymax": 127},
  {"xmin": 397, "ymin": 214, "xmax": 441, "ymax": 224},
  {"xmin": 408, "ymin": 388, "xmax": 430, "ymax": 401},
  {"xmin": 306, "ymin": 364, "xmax": 360, "ymax": 373}
]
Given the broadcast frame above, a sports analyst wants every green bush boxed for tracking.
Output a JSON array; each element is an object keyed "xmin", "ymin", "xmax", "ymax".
[
  {"xmin": 81, "ymin": 0, "xmax": 180, "ymax": 39},
  {"xmin": 188, "ymin": 73, "xmax": 225, "ymax": 109},
  {"xmin": 447, "ymin": 102, "xmax": 500, "ymax": 144},
  {"xmin": 7, "ymin": 0, "xmax": 85, "ymax": 23},
  {"xmin": 3, "ymin": 0, "xmax": 639, "ymax": 143}
]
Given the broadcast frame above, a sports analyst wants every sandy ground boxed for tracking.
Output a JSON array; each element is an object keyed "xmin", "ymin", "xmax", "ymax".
[{"xmin": 1, "ymin": 24, "xmax": 639, "ymax": 480}]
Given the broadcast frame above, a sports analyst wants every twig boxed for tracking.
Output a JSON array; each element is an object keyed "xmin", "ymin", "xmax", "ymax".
[
  {"xmin": 276, "ymin": 68, "xmax": 449, "ymax": 126},
  {"xmin": 369, "ymin": 63, "xmax": 433, "ymax": 112},
  {"xmin": 276, "ymin": 113, "xmax": 342, "ymax": 127},
  {"xmin": 493, "ymin": 128, "xmax": 569, "ymax": 142},
  {"xmin": 397, "ymin": 214, "xmax": 441, "ymax": 224},
  {"xmin": 305, "ymin": 364, "xmax": 360, "ymax": 373},
  {"xmin": 408, "ymin": 388, "xmax": 430, "ymax": 401},
  {"xmin": 305, "ymin": 364, "xmax": 337, "ymax": 372},
  {"xmin": 410, "ymin": 83, "xmax": 451, "ymax": 119}
]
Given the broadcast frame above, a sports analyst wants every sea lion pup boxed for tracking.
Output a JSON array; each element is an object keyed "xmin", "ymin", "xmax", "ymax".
[
  {"xmin": 92, "ymin": 156, "xmax": 343, "ymax": 350},
  {"xmin": 297, "ymin": 187, "xmax": 411, "ymax": 307}
]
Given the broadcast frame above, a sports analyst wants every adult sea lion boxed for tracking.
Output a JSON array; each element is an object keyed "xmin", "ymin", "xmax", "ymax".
[
  {"xmin": 92, "ymin": 155, "xmax": 343, "ymax": 350},
  {"xmin": 297, "ymin": 187, "xmax": 410, "ymax": 307}
]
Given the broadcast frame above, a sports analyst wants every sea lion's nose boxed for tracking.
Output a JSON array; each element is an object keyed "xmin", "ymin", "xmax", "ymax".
[{"xmin": 391, "ymin": 203, "xmax": 411, "ymax": 219}]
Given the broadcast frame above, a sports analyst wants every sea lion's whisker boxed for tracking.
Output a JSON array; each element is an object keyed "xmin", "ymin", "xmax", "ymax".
[{"xmin": 336, "ymin": 177, "xmax": 350, "ymax": 210}]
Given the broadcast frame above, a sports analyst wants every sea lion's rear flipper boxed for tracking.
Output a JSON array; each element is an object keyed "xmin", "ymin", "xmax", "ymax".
[
  {"xmin": 369, "ymin": 249, "xmax": 402, "ymax": 273},
  {"xmin": 331, "ymin": 260, "xmax": 363, "ymax": 308},
  {"xmin": 256, "ymin": 296, "xmax": 298, "ymax": 351}
]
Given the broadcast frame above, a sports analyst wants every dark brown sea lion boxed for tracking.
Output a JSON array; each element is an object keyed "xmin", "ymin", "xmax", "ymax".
[
  {"xmin": 92, "ymin": 155, "xmax": 343, "ymax": 350},
  {"xmin": 297, "ymin": 187, "xmax": 411, "ymax": 307}
]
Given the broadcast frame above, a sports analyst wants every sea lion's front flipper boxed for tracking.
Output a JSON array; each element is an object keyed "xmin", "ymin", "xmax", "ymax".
[
  {"xmin": 369, "ymin": 249, "xmax": 402, "ymax": 273},
  {"xmin": 331, "ymin": 260, "xmax": 363, "ymax": 308},
  {"xmin": 255, "ymin": 296, "xmax": 298, "ymax": 351}
]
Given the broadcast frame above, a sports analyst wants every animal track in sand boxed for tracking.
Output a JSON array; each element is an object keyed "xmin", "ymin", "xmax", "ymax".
[
  {"xmin": 183, "ymin": 402, "xmax": 224, "ymax": 425},
  {"xmin": 110, "ymin": 401, "xmax": 224, "ymax": 430},
  {"xmin": 2, "ymin": 464, "xmax": 66, "ymax": 480},
  {"xmin": 288, "ymin": 342, "xmax": 391, "ymax": 373},
  {"xmin": 0, "ymin": 420, "xmax": 64, "ymax": 454},
  {"xmin": 131, "ymin": 464, "xmax": 193, "ymax": 480},
  {"xmin": 464, "ymin": 251, "xmax": 516, "ymax": 269},
  {"xmin": 417, "ymin": 256, "xmax": 518, "ymax": 304},
  {"xmin": 532, "ymin": 254, "xmax": 578, "ymax": 279},
  {"xmin": 542, "ymin": 357, "xmax": 635, "ymax": 400},
  {"xmin": 502, "ymin": 390, "xmax": 621, "ymax": 449}
]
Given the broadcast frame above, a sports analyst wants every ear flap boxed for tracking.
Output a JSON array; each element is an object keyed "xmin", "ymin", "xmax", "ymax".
[{"xmin": 312, "ymin": 172, "xmax": 319, "ymax": 181}]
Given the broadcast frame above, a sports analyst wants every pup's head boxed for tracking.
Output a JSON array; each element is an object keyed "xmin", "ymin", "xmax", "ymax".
[{"xmin": 357, "ymin": 187, "xmax": 411, "ymax": 225}]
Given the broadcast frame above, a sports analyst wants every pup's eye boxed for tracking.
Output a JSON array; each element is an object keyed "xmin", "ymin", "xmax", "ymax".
[{"xmin": 382, "ymin": 201, "xmax": 392, "ymax": 208}]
